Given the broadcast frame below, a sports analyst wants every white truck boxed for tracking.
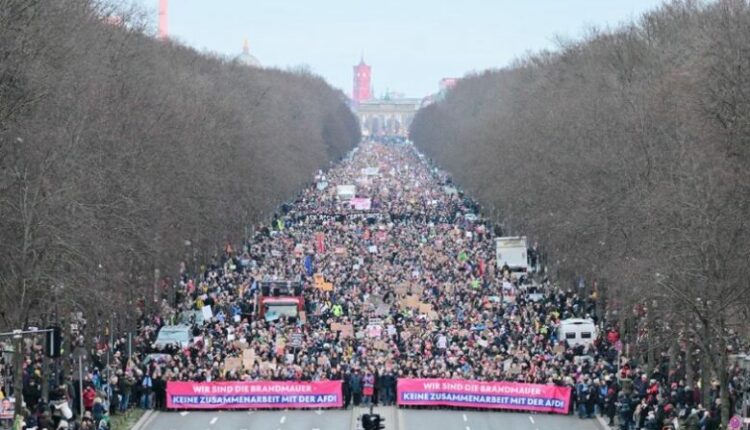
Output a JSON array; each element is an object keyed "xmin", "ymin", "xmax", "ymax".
[
  {"xmin": 495, "ymin": 236, "xmax": 529, "ymax": 280},
  {"xmin": 336, "ymin": 184, "xmax": 356, "ymax": 201},
  {"xmin": 557, "ymin": 318, "xmax": 598, "ymax": 348}
]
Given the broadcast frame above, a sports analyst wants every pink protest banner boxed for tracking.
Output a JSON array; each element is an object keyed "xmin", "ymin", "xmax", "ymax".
[
  {"xmin": 397, "ymin": 378, "xmax": 571, "ymax": 414},
  {"xmin": 167, "ymin": 380, "xmax": 343, "ymax": 410},
  {"xmin": 350, "ymin": 197, "xmax": 372, "ymax": 210}
]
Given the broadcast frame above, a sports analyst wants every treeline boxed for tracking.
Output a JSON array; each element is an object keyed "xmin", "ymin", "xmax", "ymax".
[
  {"xmin": 411, "ymin": 0, "xmax": 749, "ymax": 423},
  {"xmin": 0, "ymin": 0, "xmax": 359, "ymax": 331}
]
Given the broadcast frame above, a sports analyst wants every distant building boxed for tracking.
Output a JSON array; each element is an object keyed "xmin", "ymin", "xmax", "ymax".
[
  {"xmin": 350, "ymin": 58, "xmax": 419, "ymax": 136},
  {"xmin": 237, "ymin": 39, "xmax": 262, "ymax": 68},
  {"xmin": 352, "ymin": 58, "xmax": 372, "ymax": 104},
  {"xmin": 357, "ymin": 97, "xmax": 421, "ymax": 137}
]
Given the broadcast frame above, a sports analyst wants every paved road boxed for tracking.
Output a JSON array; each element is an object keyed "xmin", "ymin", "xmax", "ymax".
[
  {"xmin": 399, "ymin": 409, "xmax": 604, "ymax": 430},
  {"xmin": 139, "ymin": 410, "xmax": 354, "ymax": 430},
  {"xmin": 138, "ymin": 408, "xmax": 603, "ymax": 430}
]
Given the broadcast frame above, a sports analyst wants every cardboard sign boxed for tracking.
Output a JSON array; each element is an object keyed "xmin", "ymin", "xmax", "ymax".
[
  {"xmin": 332, "ymin": 323, "xmax": 354, "ymax": 338},
  {"xmin": 418, "ymin": 303, "xmax": 433, "ymax": 314},
  {"xmin": 374, "ymin": 340, "xmax": 389, "ymax": 351},
  {"xmin": 224, "ymin": 357, "xmax": 242, "ymax": 373},
  {"xmin": 320, "ymin": 282, "xmax": 333, "ymax": 292},
  {"xmin": 313, "ymin": 274, "xmax": 325, "ymax": 285},
  {"xmin": 394, "ymin": 285, "xmax": 408, "ymax": 296},
  {"xmin": 404, "ymin": 295, "xmax": 420, "ymax": 309},
  {"xmin": 242, "ymin": 349, "xmax": 255, "ymax": 369}
]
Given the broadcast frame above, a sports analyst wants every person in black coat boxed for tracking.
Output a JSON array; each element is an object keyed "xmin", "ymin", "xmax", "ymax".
[
  {"xmin": 152, "ymin": 374, "xmax": 166, "ymax": 410},
  {"xmin": 342, "ymin": 371, "xmax": 351, "ymax": 409},
  {"xmin": 349, "ymin": 370, "xmax": 362, "ymax": 407}
]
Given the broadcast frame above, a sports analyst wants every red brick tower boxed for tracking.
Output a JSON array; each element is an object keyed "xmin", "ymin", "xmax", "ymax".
[
  {"xmin": 158, "ymin": 0, "xmax": 168, "ymax": 40},
  {"xmin": 352, "ymin": 57, "xmax": 372, "ymax": 104}
]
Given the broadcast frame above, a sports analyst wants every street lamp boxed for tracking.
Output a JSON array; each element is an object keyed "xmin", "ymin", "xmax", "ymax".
[{"xmin": 2, "ymin": 345, "xmax": 14, "ymax": 400}]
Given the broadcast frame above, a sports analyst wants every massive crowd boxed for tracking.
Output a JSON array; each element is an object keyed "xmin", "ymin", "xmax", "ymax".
[{"xmin": 2, "ymin": 141, "xmax": 747, "ymax": 430}]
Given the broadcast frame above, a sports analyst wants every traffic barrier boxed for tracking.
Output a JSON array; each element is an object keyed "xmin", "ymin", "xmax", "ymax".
[
  {"xmin": 397, "ymin": 378, "xmax": 571, "ymax": 414},
  {"xmin": 166, "ymin": 380, "xmax": 343, "ymax": 409}
]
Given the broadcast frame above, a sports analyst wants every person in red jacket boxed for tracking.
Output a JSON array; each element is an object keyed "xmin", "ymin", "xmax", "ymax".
[{"xmin": 83, "ymin": 385, "xmax": 97, "ymax": 411}]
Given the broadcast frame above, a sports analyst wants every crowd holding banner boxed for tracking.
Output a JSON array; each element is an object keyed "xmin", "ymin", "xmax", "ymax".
[
  {"xmin": 166, "ymin": 381, "xmax": 342, "ymax": 409},
  {"xmin": 3, "ymin": 140, "xmax": 746, "ymax": 430},
  {"xmin": 397, "ymin": 378, "xmax": 570, "ymax": 413}
]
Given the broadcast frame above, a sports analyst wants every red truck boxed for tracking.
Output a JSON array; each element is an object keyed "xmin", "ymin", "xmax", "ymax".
[{"xmin": 257, "ymin": 281, "xmax": 305, "ymax": 322}]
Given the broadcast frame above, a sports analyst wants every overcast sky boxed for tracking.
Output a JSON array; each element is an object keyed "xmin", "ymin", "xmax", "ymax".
[{"xmin": 130, "ymin": 0, "xmax": 667, "ymax": 98}]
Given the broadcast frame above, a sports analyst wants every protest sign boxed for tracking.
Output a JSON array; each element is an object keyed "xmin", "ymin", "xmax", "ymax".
[
  {"xmin": 418, "ymin": 302, "xmax": 433, "ymax": 314},
  {"xmin": 224, "ymin": 357, "xmax": 242, "ymax": 373},
  {"xmin": 397, "ymin": 379, "xmax": 571, "ymax": 414},
  {"xmin": 201, "ymin": 305, "xmax": 213, "ymax": 321},
  {"xmin": 242, "ymin": 349, "xmax": 256, "ymax": 369},
  {"xmin": 167, "ymin": 381, "xmax": 343, "ymax": 410},
  {"xmin": 404, "ymin": 295, "xmax": 420, "ymax": 309}
]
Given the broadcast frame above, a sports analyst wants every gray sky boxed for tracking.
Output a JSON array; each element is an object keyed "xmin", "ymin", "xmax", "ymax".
[{"xmin": 130, "ymin": 0, "xmax": 667, "ymax": 98}]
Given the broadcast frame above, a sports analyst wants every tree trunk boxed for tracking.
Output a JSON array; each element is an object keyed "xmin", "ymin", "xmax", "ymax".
[
  {"xmin": 685, "ymin": 347, "xmax": 694, "ymax": 388},
  {"xmin": 668, "ymin": 335, "xmax": 679, "ymax": 383},
  {"xmin": 701, "ymin": 323, "xmax": 712, "ymax": 408},
  {"xmin": 646, "ymin": 306, "xmax": 656, "ymax": 374},
  {"xmin": 719, "ymin": 319, "xmax": 730, "ymax": 427}
]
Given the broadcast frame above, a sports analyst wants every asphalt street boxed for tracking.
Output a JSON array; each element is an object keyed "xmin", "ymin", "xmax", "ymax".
[
  {"xmin": 139, "ymin": 409, "xmax": 354, "ymax": 430},
  {"xmin": 138, "ymin": 408, "xmax": 604, "ymax": 430},
  {"xmin": 399, "ymin": 409, "xmax": 604, "ymax": 430}
]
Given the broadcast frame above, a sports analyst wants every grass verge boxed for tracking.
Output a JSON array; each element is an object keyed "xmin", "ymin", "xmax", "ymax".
[{"xmin": 111, "ymin": 408, "xmax": 146, "ymax": 430}]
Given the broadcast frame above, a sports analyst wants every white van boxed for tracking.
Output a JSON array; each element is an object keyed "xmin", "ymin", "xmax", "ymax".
[
  {"xmin": 154, "ymin": 325, "xmax": 192, "ymax": 348},
  {"xmin": 495, "ymin": 236, "xmax": 529, "ymax": 279},
  {"xmin": 336, "ymin": 185, "xmax": 356, "ymax": 201},
  {"xmin": 557, "ymin": 318, "xmax": 597, "ymax": 348}
]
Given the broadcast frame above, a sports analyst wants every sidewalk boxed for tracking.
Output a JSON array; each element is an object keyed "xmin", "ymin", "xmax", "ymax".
[{"xmin": 596, "ymin": 415, "xmax": 615, "ymax": 430}]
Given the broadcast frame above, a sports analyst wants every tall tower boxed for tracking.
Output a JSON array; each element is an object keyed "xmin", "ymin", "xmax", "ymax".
[
  {"xmin": 352, "ymin": 58, "xmax": 372, "ymax": 104},
  {"xmin": 158, "ymin": 0, "xmax": 168, "ymax": 40}
]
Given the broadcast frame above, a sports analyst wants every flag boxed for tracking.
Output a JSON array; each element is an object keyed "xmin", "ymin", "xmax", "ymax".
[
  {"xmin": 304, "ymin": 254, "xmax": 314, "ymax": 276},
  {"xmin": 315, "ymin": 232, "xmax": 325, "ymax": 253}
]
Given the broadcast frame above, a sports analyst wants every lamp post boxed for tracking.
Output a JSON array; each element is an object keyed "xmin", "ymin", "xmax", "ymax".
[
  {"xmin": 52, "ymin": 284, "xmax": 64, "ymax": 387},
  {"xmin": 2, "ymin": 345, "xmax": 13, "ymax": 401}
]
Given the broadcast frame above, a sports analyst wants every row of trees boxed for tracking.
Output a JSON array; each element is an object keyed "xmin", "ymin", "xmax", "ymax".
[
  {"xmin": 0, "ymin": 0, "xmax": 358, "ymax": 349},
  {"xmin": 411, "ymin": 0, "xmax": 749, "ymax": 424}
]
